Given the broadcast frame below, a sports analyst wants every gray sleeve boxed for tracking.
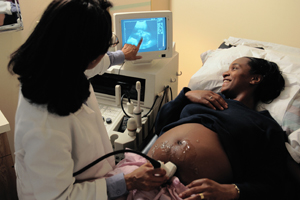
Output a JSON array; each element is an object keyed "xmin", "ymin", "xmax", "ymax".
[
  {"xmin": 106, "ymin": 50, "xmax": 125, "ymax": 66},
  {"xmin": 105, "ymin": 173, "xmax": 128, "ymax": 199}
]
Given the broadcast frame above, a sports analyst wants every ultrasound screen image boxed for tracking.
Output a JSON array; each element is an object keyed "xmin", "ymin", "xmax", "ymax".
[{"xmin": 121, "ymin": 17, "xmax": 167, "ymax": 52}]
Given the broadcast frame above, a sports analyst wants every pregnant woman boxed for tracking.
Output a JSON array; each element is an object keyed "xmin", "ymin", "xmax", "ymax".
[{"xmin": 148, "ymin": 57, "xmax": 288, "ymax": 200}]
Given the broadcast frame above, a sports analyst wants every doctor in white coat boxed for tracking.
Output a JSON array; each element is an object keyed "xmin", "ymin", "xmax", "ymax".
[{"xmin": 8, "ymin": 0, "xmax": 167, "ymax": 199}]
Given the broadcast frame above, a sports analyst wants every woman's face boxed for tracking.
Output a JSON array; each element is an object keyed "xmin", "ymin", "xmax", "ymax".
[{"xmin": 220, "ymin": 57, "xmax": 254, "ymax": 98}]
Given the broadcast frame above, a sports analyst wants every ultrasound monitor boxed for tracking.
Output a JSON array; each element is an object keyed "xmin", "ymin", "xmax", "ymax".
[{"xmin": 114, "ymin": 11, "xmax": 173, "ymax": 63}]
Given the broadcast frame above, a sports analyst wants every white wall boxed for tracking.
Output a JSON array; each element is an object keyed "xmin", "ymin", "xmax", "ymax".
[
  {"xmin": 171, "ymin": 0, "xmax": 300, "ymax": 91},
  {"xmin": 0, "ymin": 0, "xmax": 53, "ymax": 158},
  {"xmin": 152, "ymin": 0, "xmax": 169, "ymax": 10}
]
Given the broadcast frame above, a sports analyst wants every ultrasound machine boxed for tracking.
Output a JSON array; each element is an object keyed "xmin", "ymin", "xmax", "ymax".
[{"xmin": 90, "ymin": 10, "xmax": 179, "ymax": 162}]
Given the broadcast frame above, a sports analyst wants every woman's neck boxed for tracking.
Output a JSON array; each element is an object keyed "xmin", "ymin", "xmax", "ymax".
[{"xmin": 233, "ymin": 93, "xmax": 257, "ymax": 110}]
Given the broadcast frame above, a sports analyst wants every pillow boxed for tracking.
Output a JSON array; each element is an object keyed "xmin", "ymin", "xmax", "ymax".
[
  {"xmin": 285, "ymin": 128, "xmax": 300, "ymax": 163},
  {"xmin": 224, "ymin": 36, "xmax": 300, "ymax": 56},
  {"xmin": 282, "ymin": 92, "xmax": 300, "ymax": 135},
  {"xmin": 188, "ymin": 43, "xmax": 300, "ymax": 129}
]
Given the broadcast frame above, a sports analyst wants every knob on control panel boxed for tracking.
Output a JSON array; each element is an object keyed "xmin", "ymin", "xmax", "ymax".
[{"xmin": 106, "ymin": 118, "xmax": 112, "ymax": 124}]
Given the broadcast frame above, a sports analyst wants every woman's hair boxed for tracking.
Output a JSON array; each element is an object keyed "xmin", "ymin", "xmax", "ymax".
[
  {"xmin": 246, "ymin": 57, "xmax": 285, "ymax": 104},
  {"xmin": 8, "ymin": 0, "xmax": 113, "ymax": 116}
]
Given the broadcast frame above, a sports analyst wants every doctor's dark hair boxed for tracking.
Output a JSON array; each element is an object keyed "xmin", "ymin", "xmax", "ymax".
[
  {"xmin": 8, "ymin": 0, "xmax": 113, "ymax": 116},
  {"xmin": 246, "ymin": 57, "xmax": 285, "ymax": 104}
]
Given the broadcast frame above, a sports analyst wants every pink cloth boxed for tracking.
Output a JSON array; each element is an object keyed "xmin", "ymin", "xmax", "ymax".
[{"xmin": 105, "ymin": 152, "xmax": 188, "ymax": 200}]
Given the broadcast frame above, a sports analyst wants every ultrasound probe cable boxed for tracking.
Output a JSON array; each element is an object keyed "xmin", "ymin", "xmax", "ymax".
[
  {"xmin": 120, "ymin": 86, "xmax": 168, "ymax": 119},
  {"xmin": 73, "ymin": 149, "xmax": 161, "ymax": 177}
]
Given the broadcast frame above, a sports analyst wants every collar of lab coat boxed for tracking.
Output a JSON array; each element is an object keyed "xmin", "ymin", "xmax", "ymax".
[{"xmin": 75, "ymin": 103, "xmax": 95, "ymax": 115}]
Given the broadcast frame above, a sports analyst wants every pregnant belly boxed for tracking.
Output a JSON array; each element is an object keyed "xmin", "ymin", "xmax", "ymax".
[{"xmin": 147, "ymin": 123, "xmax": 233, "ymax": 185}]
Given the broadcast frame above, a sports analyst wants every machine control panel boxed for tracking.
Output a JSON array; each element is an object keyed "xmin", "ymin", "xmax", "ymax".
[{"xmin": 99, "ymin": 104, "xmax": 123, "ymax": 130}]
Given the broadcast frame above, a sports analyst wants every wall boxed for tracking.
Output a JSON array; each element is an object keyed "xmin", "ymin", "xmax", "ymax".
[
  {"xmin": 109, "ymin": 0, "xmax": 170, "ymax": 31},
  {"xmin": 171, "ymin": 0, "xmax": 300, "ymax": 91},
  {"xmin": 152, "ymin": 0, "xmax": 169, "ymax": 10},
  {"xmin": 0, "ymin": 0, "xmax": 52, "ymax": 158}
]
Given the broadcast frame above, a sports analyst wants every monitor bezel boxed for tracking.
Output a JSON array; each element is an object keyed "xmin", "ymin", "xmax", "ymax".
[{"xmin": 114, "ymin": 10, "xmax": 173, "ymax": 63}]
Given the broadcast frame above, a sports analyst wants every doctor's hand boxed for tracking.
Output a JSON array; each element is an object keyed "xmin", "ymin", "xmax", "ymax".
[
  {"xmin": 124, "ymin": 162, "xmax": 168, "ymax": 191},
  {"xmin": 179, "ymin": 178, "xmax": 239, "ymax": 200},
  {"xmin": 185, "ymin": 90, "xmax": 228, "ymax": 110},
  {"xmin": 122, "ymin": 38, "xmax": 143, "ymax": 60}
]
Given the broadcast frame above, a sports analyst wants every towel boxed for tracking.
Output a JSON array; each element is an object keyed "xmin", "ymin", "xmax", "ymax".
[{"xmin": 105, "ymin": 152, "xmax": 188, "ymax": 200}]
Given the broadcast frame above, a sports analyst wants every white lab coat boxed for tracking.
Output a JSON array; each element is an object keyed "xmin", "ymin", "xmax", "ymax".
[{"xmin": 14, "ymin": 55, "xmax": 115, "ymax": 200}]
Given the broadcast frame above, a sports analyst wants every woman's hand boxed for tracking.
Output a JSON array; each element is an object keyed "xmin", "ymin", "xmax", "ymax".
[
  {"xmin": 179, "ymin": 178, "xmax": 239, "ymax": 200},
  {"xmin": 185, "ymin": 90, "xmax": 228, "ymax": 110},
  {"xmin": 124, "ymin": 162, "xmax": 168, "ymax": 191},
  {"xmin": 122, "ymin": 38, "xmax": 143, "ymax": 61}
]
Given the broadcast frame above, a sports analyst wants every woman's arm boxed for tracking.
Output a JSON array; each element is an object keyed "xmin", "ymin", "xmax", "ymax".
[
  {"xmin": 106, "ymin": 164, "xmax": 168, "ymax": 199},
  {"xmin": 179, "ymin": 179, "xmax": 239, "ymax": 200},
  {"xmin": 185, "ymin": 90, "xmax": 228, "ymax": 110},
  {"xmin": 85, "ymin": 40, "xmax": 143, "ymax": 79}
]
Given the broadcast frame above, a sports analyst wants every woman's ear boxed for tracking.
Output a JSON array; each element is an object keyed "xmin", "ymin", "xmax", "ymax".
[{"xmin": 250, "ymin": 75, "xmax": 263, "ymax": 85}]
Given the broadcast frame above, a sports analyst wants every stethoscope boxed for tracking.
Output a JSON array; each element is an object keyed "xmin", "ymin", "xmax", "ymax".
[{"xmin": 73, "ymin": 149, "xmax": 161, "ymax": 177}]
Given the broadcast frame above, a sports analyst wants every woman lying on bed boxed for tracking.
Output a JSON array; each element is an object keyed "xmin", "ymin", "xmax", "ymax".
[{"xmin": 147, "ymin": 57, "xmax": 288, "ymax": 200}]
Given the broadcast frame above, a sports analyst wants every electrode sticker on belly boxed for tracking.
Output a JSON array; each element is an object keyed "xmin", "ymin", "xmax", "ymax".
[{"xmin": 151, "ymin": 139, "xmax": 199, "ymax": 176}]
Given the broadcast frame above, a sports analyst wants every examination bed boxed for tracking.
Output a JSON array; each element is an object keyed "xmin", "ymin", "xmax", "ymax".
[{"xmin": 142, "ymin": 37, "xmax": 300, "ymax": 198}]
